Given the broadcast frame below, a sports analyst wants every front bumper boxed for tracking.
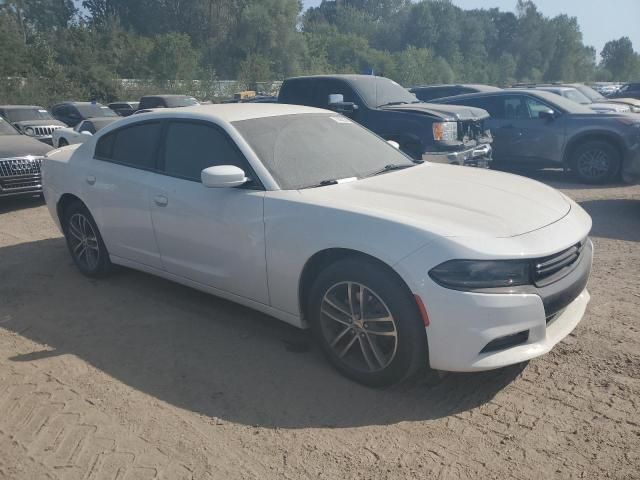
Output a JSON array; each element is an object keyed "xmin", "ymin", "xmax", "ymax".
[
  {"xmin": 422, "ymin": 143, "xmax": 492, "ymax": 168},
  {"xmin": 395, "ymin": 218, "xmax": 593, "ymax": 372}
]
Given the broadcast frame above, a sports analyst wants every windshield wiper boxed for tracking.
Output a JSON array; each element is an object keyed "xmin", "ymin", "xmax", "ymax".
[
  {"xmin": 302, "ymin": 177, "xmax": 357, "ymax": 189},
  {"xmin": 366, "ymin": 163, "xmax": 417, "ymax": 178},
  {"xmin": 378, "ymin": 101, "xmax": 409, "ymax": 107}
]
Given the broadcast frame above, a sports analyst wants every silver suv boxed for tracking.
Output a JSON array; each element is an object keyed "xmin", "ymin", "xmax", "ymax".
[{"xmin": 0, "ymin": 105, "xmax": 65, "ymax": 145}]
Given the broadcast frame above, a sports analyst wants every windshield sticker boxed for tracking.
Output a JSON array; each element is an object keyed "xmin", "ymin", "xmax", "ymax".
[{"xmin": 331, "ymin": 116, "xmax": 352, "ymax": 124}]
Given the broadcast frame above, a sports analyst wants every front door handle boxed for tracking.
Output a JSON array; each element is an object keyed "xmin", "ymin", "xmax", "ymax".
[
  {"xmin": 154, "ymin": 195, "xmax": 168, "ymax": 207},
  {"xmin": 86, "ymin": 175, "xmax": 96, "ymax": 185}
]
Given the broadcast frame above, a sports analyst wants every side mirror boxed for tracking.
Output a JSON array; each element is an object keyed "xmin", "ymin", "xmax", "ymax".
[
  {"xmin": 387, "ymin": 140, "xmax": 400, "ymax": 149},
  {"xmin": 328, "ymin": 93, "xmax": 358, "ymax": 114},
  {"xmin": 538, "ymin": 109, "xmax": 556, "ymax": 121},
  {"xmin": 201, "ymin": 165, "xmax": 248, "ymax": 188}
]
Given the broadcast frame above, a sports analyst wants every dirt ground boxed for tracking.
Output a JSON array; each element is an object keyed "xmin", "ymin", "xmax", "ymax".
[{"xmin": 0, "ymin": 171, "xmax": 638, "ymax": 480}]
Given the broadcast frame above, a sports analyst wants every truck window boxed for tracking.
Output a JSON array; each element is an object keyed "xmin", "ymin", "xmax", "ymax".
[{"xmin": 279, "ymin": 80, "xmax": 316, "ymax": 106}]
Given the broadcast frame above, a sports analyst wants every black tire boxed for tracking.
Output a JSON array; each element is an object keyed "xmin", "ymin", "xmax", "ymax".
[
  {"xmin": 570, "ymin": 140, "xmax": 620, "ymax": 184},
  {"xmin": 62, "ymin": 201, "xmax": 113, "ymax": 277},
  {"xmin": 308, "ymin": 257, "xmax": 428, "ymax": 387},
  {"xmin": 58, "ymin": 139, "xmax": 69, "ymax": 147}
]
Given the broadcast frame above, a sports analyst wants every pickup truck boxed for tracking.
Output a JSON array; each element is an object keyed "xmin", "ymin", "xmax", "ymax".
[{"xmin": 277, "ymin": 75, "xmax": 493, "ymax": 167}]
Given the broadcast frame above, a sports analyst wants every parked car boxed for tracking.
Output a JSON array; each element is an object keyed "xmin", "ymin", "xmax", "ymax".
[
  {"xmin": 409, "ymin": 84, "xmax": 501, "ymax": 102},
  {"xmin": 608, "ymin": 82, "xmax": 640, "ymax": 101},
  {"xmin": 52, "ymin": 117, "xmax": 118, "ymax": 148},
  {"xmin": 0, "ymin": 105, "xmax": 65, "ymax": 144},
  {"xmin": 42, "ymin": 104, "xmax": 593, "ymax": 386},
  {"xmin": 278, "ymin": 75, "xmax": 493, "ymax": 167},
  {"xmin": 0, "ymin": 116, "xmax": 52, "ymax": 198},
  {"xmin": 526, "ymin": 86, "xmax": 631, "ymax": 114},
  {"xmin": 108, "ymin": 102, "xmax": 140, "ymax": 117},
  {"xmin": 565, "ymin": 83, "xmax": 640, "ymax": 113},
  {"xmin": 138, "ymin": 95, "xmax": 199, "ymax": 110},
  {"xmin": 51, "ymin": 102, "xmax": 118, "ymax": 127},
  {"xmin": 591, "ymin": 82, "xmax": 622, "ymax": 96},
  {"xmin": 434, "ymin": 89, "xmax": 640, "ymax": 184}
]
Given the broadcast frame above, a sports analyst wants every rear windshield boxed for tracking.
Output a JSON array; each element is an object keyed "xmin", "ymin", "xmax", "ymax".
[
  {"xmin": 76, "ymin": 104, "xmax": 118, "ymax": 118},
  {"xmin": 233, "ymin": 113, "xmax": 416, "ymax": 190},
  {"xmin": 4, "ymin": 108, "xmax": 53, "ymax": 122},
  {"xmin": 0, "ymin": 118, "xmax": 18, "ymax": 135}
]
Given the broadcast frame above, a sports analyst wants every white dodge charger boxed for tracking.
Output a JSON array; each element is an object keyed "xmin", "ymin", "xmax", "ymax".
[{"xmin": 42, "ymin": 104, "xmax": 593, "ymax": 386}]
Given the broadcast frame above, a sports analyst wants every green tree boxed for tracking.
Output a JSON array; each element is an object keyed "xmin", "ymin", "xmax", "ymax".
[
  {"xmin": 600, "ymin": 37, "xmax": 640, "ymax": 81},
  {"xmin": 148, "ymin": 32, "xmax": 199, "ymax": 80}
]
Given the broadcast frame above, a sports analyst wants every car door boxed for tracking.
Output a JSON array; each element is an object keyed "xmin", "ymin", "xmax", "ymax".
[
  {"xmin": 84, "ymin": 120, "xmax": 164, "ymax": 268},
  {"xmin": 148, "ymin": 119, "xmax": 269, "ymax": 304}
]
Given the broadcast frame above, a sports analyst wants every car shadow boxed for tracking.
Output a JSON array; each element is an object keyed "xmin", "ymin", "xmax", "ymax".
[
  {"xmin": 0, "ymin": 238, "xmax": 524, "ymax": 429},
  {"xmin": 579, "ymin": 199, "xmax": 640, "ymax": 242},
  {"xmin": 0, "ymin": 195, "xmax": 44, "ymax": 214}
]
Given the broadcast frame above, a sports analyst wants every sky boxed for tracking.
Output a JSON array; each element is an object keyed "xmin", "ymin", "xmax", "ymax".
[{"xmin": 301, "ymin": 0, "xmax": 640, "ymax": 57}]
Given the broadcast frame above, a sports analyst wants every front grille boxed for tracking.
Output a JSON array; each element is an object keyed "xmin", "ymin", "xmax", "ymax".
[
  {"xmin": 0, "ymin": 157, "xmax": 43, "ymax": 177},
  {"xmin": 0, "ymin": 175, "xmax": 41, "ymax": 190},
  {"xmin": 30, "ymin": 126, "xmax": 62, "ymax": 137},
  {"xmin": 458, "ymin": 120, "xmax": 484, "ymax": 142},
  {"xmin": 534, "ymin": 239, "xmax": 586, "ymax": 287}
]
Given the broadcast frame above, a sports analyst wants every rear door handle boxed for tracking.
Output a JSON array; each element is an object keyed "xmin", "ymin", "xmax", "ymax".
[
  {"xmin": 154, "ymin": 195, "xmax": 168, "ymax": 207},
  {"xmin": 86, "ymin": 175, "xmax": 96, "ymax": 185}
]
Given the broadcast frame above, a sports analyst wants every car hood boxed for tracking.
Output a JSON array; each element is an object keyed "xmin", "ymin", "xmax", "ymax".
[
  {"xmin": 589, "ymin": 102, "xmax": 630, "ymax": 112},
  {"xmin": 380, "ymin": 103, "xmax": 489, "ymax": 121},
  {"xmin": 605, "ymin": 97, "xmax": 640, "ymax": 107},
  {"xmin": 298, "ymin": 163, "xmax": 570, "ymax": 238},
  {"xmin": 0, "ymin": 135, "xmax": 53, "ymax": 158},
  {"xmin": 13, "ymin": 119, "xmax": 66, "ymax": 128}
]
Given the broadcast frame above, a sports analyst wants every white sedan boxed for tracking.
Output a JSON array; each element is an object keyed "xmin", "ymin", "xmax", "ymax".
[
  {"xmin": 52, "ymin": 117, "xmax": 118, "ymax": 148},
  {"xmin": 42, "ymin": 104, "xmax": 592, "ymax": 386}
]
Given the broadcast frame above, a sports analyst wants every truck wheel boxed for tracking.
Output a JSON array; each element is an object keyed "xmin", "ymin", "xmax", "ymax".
[
  {"xmin": 308, "ymin": 257, "xmax": 428, "ymax": 387},
  {"xmin": 571, "ymin": 140, "xmax": 620, "ymax": 184}
]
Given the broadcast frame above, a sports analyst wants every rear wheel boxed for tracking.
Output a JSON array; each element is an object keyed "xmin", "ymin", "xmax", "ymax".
[
  {"xmin": 62, "ymin": 201, "xmax": 112, "ymax": 277},
  {"xmin": 309, "ymin": 258, "xmax": 428, "ymax": 387},
  {"xmin": 570, "ymin": 140, "xmax": 620, "ymax": 184}
]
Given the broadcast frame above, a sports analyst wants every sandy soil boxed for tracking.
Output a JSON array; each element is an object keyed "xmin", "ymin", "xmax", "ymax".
[{"xmin": 0, "ymin": 171, "xmax": 638, "ymax": 479}]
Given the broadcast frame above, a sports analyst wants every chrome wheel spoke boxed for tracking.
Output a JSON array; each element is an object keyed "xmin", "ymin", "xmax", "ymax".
[
  {"xmin": 321, "ymin": 307, "xmax": 352, "ymax": 327},
  {"xmin": 358, "ymin": 336, "xmax": 377, "ymax": 370},
  {"xmin": 323, "ymin": 296, "xmax": 352, "ymax": 318},
  {"xmin": 364, "ymin": 329, "xmax": 396, "ymax": 337},
  {"xmin": 330, "ymin": 325, "xmax": 352, "ymax": 347},
  {"xmin": 364, "ymin": 332, "xmax": 386, "ymax": 369},
  {"xmin": 338, "ymin": 334, "xmax": 358, "ymax": 358}
]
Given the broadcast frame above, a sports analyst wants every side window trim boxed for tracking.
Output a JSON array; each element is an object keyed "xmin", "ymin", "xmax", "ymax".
[
  {"xmin": 93, "ymin": 119, "xmax": 164, "ymax": 172},
  {"xmin": 159, "ymin": 118, "xmax": 265, "ymax": 190}
]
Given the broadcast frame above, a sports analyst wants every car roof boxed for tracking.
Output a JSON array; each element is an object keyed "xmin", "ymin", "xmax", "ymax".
[
  {"xmin": 0, "ymin": 105, "xmax": 46, "ymax": 109},
  {"xmin": 140, "ymin": 94, "xmax": 194, "ymax": 99},
  {"xmin": 53, "ymin": 102, "xmax": 104, "ymax": 107},
  {"xmin": 410, "ymin": 84, "xmax": 500, "ymax": 91},
  {"xmin": 109, "ymin": 103, "xmax": 331, "ymax": 124}
]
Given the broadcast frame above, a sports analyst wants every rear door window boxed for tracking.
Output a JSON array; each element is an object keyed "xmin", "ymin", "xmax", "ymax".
[{"xmin": 95, "ymin": 121, "xmax": 162, "ymax": 170}]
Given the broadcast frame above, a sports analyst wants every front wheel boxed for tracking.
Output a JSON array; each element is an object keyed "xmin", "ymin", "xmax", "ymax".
[
  {"xmin": 570, "ymin": 140, "xmax": 620, "ymax": 184},
  {"xmin": 62, "ymin": 201, "xmax": 113, "ymax": 277},
  {"xmin": 309, "ymin": 258, "xmax": 428, "ymax": 387}
]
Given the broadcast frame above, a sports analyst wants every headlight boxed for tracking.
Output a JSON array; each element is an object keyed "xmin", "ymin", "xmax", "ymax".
[
  {"xmin": 429, "ymin": 259, "xmax": 531, "ymax": 290},
  {"xmin": 432, "ymin": 121, "xmax": 458, "ymax": 142},
  {"xmin": 25, "ymin": 127, "xmax": 35, "ymax": 135}
]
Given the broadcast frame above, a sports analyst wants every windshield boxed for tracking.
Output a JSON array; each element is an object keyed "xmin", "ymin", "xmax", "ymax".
[
  {"xmin": 92, "ymin": 118, "xmax": 118, "ymax": 131},
  {"xmin": 351, "ymin": 76, "xmax": 419, "ymax": 107},
  {"xmin": 166, "ymin": 96, "xmax": 199, "ymax": 107},
  {"xmin": 233, "ymin": 113, "xmax": 416, "ymax": 190},
  {"xmin": 561, "ymin": 89, "xmax": 592, "ymax": 105},
  {"xmin": 76, "ymin": 104, "xmax": 118, "ymax": 118},
  {"xmin": 4, "ymin": 108, "xmax": 54, "ymax": 122},
  {"xmin": 0, "ymin": 118, "xmax": 19, "ymax": 135},
  {"xmin": 576, "ymin": 85, "xmax": 605, "ymax": 102}
]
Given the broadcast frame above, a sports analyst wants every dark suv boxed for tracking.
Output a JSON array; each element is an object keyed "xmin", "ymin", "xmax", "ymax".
[
  {"xmin": 435, "ymin": 89, "xmax": 640, "ymax": 184},
  {"xmin": 51, "ymin": 102, "xmax": 118, "ymax": 127},
  {"xmin": 138, "ymin": 95, "xmax": 199, "ymax": 110}
]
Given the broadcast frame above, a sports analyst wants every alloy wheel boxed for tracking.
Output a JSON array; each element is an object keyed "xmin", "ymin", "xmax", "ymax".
[
  {"xmin": 67, "ymin": 213, "xmax": 100, "ymax": 271},
  {"xmin": 320, "ymin": 281, "xmax": 398, "ymax": 373},
  {"xmin": 576, "ymin": 148, "xmax": 610, "ymax": 180}
]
